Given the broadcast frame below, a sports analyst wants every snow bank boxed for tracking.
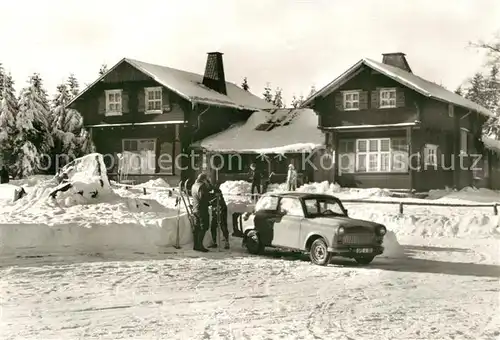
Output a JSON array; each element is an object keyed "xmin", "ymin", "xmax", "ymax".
[
  {"xmin": 0, "ymin": 153, "xmax": 193, "ymax": 256},
  {"xmin": 0, "ymin": 215, "xmax": 192, "ymax": 256},
  {"xmin": 220, "ymin": 180, "xmax": 393, "ymax": 200},
  {"xmin": 138, "ymin": 178, "xmax": 171, "ymax": 188},
  {"xmin": 427, "ymin": 186, "xmax": 500, "ymax": 203},
  {"xmin": 0, "ymin": 184, "xmax": 23, "ymax": 202},
  {"xmin": 347, "ymin": 207, "xmax": 500, "ymax": 239}
]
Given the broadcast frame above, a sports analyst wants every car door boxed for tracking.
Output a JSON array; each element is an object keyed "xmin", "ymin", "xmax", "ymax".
[{"xmin": 271, "ymin": 197, "xmax": 304, "ymax": 249}]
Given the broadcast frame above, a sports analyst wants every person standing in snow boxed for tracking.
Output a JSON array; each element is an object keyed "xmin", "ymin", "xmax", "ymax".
[
  {"xmin": 190, "ymin": 173, "xmax": 211, "ymax": 252},
  {"xmin": 248, "ymin": 163, "xmax": 261, "ymax": 201},
  {"xmin": 208, "ymin": 185, "xmax": 230, "ymax": 249},
  {"xmin": 286, "ymin": 164, "xmax": 298, "ymax": 191},
  {"xmin": 0, "ymin": 165, "xmax": 10, "ymax": 184}
]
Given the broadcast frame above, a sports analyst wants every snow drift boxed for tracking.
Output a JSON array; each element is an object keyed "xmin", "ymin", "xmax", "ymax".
[{"xmin": 0, "ymin": 153, "xmax": 192, "ymax": 256}]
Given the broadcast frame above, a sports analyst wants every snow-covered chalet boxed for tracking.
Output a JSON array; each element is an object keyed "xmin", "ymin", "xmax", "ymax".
[
  {"xmin": 301, "ymin": 52, "xmax": 497, "ymax": 191},
  {"xmin": 66, "ymin": 52, "xmax": 275, "ymax": 185}
]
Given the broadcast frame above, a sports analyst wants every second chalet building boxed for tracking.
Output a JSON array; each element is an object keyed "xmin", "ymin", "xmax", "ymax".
[{"xmin": 301, "ymin": 52, "xmax": 495, "ymax": 191}]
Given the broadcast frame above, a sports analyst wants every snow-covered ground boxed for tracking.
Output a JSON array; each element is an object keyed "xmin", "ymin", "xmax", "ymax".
[
  {"xmin": 1, "ymin": 236, "xmax": 499, "ymax": 339},
  {"xmin": 1, "ymin": 172, "xmax": 500, "ymax": 339}
]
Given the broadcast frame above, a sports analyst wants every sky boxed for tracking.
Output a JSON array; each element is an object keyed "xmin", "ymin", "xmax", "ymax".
[{"xmin": 1, "ymin": 0, "xmax": 499, "ymax": 104}]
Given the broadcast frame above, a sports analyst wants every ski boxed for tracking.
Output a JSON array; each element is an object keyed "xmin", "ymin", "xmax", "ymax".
[{"xmin": 178, "ymin": 180, "xmax": 195, "ymax": 232}]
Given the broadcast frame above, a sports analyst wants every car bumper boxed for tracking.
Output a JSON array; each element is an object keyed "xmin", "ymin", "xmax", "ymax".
[{"xmin": 327, "ymin": 245, "xmax": 384, "ymax": 256}]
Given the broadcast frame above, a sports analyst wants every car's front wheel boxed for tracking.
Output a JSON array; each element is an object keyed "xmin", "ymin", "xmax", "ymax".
[
  {"xmin": 309, "ymin": 238, "xmax": 332, "ymax": 266},
  {"xmin": 355, "ymin": 256, "xmax": 375, "ymax": 265},
  {"xmin": 245, "ymin": 230, "xmax": 264, "ymax": 255}
]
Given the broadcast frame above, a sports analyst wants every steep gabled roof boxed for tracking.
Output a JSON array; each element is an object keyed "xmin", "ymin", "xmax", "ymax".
[
  {"xmin": 67, "ymin": 58, "xmax": 275, "ymax": 111},
  {"xmin": 301, "ymin": 58, "xmax": 494, "ymax": 118},
  {"xmin": 193, "ymin": 108, "xmax": 325, "ymax": 153}
]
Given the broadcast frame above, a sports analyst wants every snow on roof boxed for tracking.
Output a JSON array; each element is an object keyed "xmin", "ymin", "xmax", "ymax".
[
  {"xmin": 482, "ymin": 135, "xmax": 500, "ymax": 153},
  {"xmin": 302, "ymin": 58, "xmax": 494, "ymax": 118},
  {"xmin": 67, "ymin": 58, "xmax": 275, "ymax": 111},
  {"xmin": 195, "ymin": 108, "xmax": 325, "ymax": 153}
]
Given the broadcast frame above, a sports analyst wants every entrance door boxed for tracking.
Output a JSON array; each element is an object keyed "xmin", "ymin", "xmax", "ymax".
[{"xmin": 272, "ymin": 197, "xmax": 304, "ymax": 248}]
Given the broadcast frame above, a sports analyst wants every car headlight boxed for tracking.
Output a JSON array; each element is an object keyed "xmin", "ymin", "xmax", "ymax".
[
  {"xmin": 377, "ymin": 225, "xmax": 387, "ymax": 236},
  {"xmin": 337, "ymin": 226, "xmax": 345, "ymax": 235}
]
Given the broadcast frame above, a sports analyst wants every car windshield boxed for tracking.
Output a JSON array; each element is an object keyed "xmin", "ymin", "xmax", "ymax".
[{"xmin": 303, "ymin": 197, "xmax": 346, "ymax": 217}]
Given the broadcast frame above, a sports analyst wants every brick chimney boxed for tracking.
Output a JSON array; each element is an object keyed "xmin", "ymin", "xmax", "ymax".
[
  {"xmin": 202, "ymin": 52, "xmax": 227, "ymax": 95},
  {"xmin": 382, "ymin": 52, "xmax": 412, "ymax": 73}
]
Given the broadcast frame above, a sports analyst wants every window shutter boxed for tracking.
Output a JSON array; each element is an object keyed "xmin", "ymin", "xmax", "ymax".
[
  {"xmin": 334, "ymin": 93, "xmax": 343, "ymax": 111},
  {"xmin": 98, "ymin": 92, "xmax": 106, "ymax": 115},
  {"xmin": 359, "ymin": 91, "xmax": 368, "ymax": 110},
  {"xmin": 138, "ymin": 88, "xmax": 146, "ymax": 113},
  {"xmin": 162, "ymin": 87, "xmax": 171, "ymax": 113},
  {"xmin": 122, "ymin": 90, "xmax": 129, "ymax": 113},
  {"xmin": 396, "ymin": 88, "xmax": 405, "ymax": 107},
  {"xmin": 371, "ymin": 90, "xmax": 379, "ymax": 109}
]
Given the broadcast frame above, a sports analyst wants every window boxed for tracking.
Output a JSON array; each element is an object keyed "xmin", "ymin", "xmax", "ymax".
[
  {"xmin": 424, "ymin": 144, "xmax": 438, "ymax": 167},
  {"xmin": 278, "ymin": 197, "xmax": 304, "ymax": 217},
  {"xmin": 145, "ymin": 87, "xmax": 163, "ymax": 114},
  {"xmin": 343, "ymin": 91, "xmax": 360, "ymax": 111},
  {"xmin": 255, "ymin": 195, "xmax": 279, "ymax": 212},
  {"xmin": 391, "ymin": 138, "xmax": 409, "ymax": 172},
  {"xmin": 460, "ymin": 129, "xmax": 468, "ymax": 154},
  {"xmin": 379, "ymin": 88, "xmax": 396, "ymax": 108},
  {"xmin": 105, "ymin": 89, "xmax": 122, "ymax": 116},
  {"xmin": 120, "ymin": 139, "xmax": 156, "ymax": 174},
  {"xmin": 338, "ymin": 139, "xmax": 355, "ymax": 173},
  {"xmin": 356, "ymin": 138, "xmax": 391, "ymax": 172},
  {"xmin": 303, "ymin": 198, "xmax": 346, "ymax": 217}
]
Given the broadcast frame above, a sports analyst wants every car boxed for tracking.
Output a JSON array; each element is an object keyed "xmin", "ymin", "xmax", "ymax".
[{"xmin": 240, "ymin": 192, "xmax": 387, "ymax": 266}]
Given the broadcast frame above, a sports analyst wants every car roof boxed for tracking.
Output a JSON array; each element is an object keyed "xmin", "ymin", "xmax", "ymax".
[{"xmin": 263, "ymin": 191, "xmax": 340, "ymax": 200}]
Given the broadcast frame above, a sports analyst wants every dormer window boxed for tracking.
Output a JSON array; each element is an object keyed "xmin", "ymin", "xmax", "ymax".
[
  {"xmin": 145, "ymin": 87, "xmax": 163, "ymax": 114},
  {"xmin": 379, "ymin": 88, "xmax": 397, "ymax": 108},
  {"xmin": 343, "ymin": 91, "xmax": 360, "ymax": 111},
  {"xmin": 105, "ymin": 89, "xmax": 122, "ymax": 116}
]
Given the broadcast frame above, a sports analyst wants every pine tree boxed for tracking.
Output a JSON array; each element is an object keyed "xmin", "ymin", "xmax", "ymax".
[
  {"xmin": 13, "ymin": 74, "xmax": 54, "ymax": 177},
  {"xmin": 454, "ymin": 86, "xmax": 463, "ymax": 96},
  {"xmin": 67, "ymin": 74, "xmax": 80, "ymax": 99},
  {"xmin": 0, "ymin": 63, "xmax": 4, "ymax": 101},
  {"xmin": 0, "ymin": 73, "xmax": 18, "ymax": 168},
  {"xmin": 465, "ymin": 72, "xmax": 488, "ymax": 107},
  {"xmin": 263, "ymin": 83, "xmax": 273, "ymax": 103},
  {"xmin": 99, "ymin": 64, "xmax": 108, "ymax": 76},
  {"xmin": 241, "ymin": 77, "xmax": 249, "ymax": 91},
  {"xmin": 51, "ymin": 78, "xmax": 91, "ymax": 165},
  {"xmin": 485, "ymin": 64, "xmax": 500, "ymax": 114},
  {"xmin": 291, "ymin": 94, "xmax": 304, "ymax": 108},
  {"xmin": 272, "ymin": 87, "xmax": 284, "ymax": 108}
]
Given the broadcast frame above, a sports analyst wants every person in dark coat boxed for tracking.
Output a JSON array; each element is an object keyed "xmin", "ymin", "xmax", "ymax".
[
  {"xmin": 190, "ymin": 173, "xmax": 211, "ymax": 252},
  {"xmin": 0, "ymin": 165, "xmax": 9, "ymax": 184},
  {"xmin": 248, "ymin": 163, "xmax": 261, "ymax": 201},
  {"xmin": 208, "ymin": 186, "xmax": 230, "ymax": 249}
]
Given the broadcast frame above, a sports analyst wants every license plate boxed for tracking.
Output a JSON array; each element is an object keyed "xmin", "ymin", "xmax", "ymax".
[{"xmin": 355, "ymin": 248, "xmax": 373, "ymax": 253}]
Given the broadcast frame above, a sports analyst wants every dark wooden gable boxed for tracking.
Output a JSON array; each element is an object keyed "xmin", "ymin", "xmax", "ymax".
[
  {"xmin": 100, "ymin": 61, "xmax": 151, "ymax": 83},
  {"xmin": 316, "ymin": 65, "xmax": 419, "ymax": 127}
]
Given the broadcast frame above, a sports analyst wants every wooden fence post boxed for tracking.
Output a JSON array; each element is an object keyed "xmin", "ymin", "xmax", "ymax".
[
  {"xmin": 494, "ymin": 204, "xmax": 498, "ymax": 216},
  {"xmin": 143, "ymin": 187, "xmax": 147, "ymax": 195},
  {"xmin": 399, "ymin": 202, "xmax": 404, "ymax": 215}
]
